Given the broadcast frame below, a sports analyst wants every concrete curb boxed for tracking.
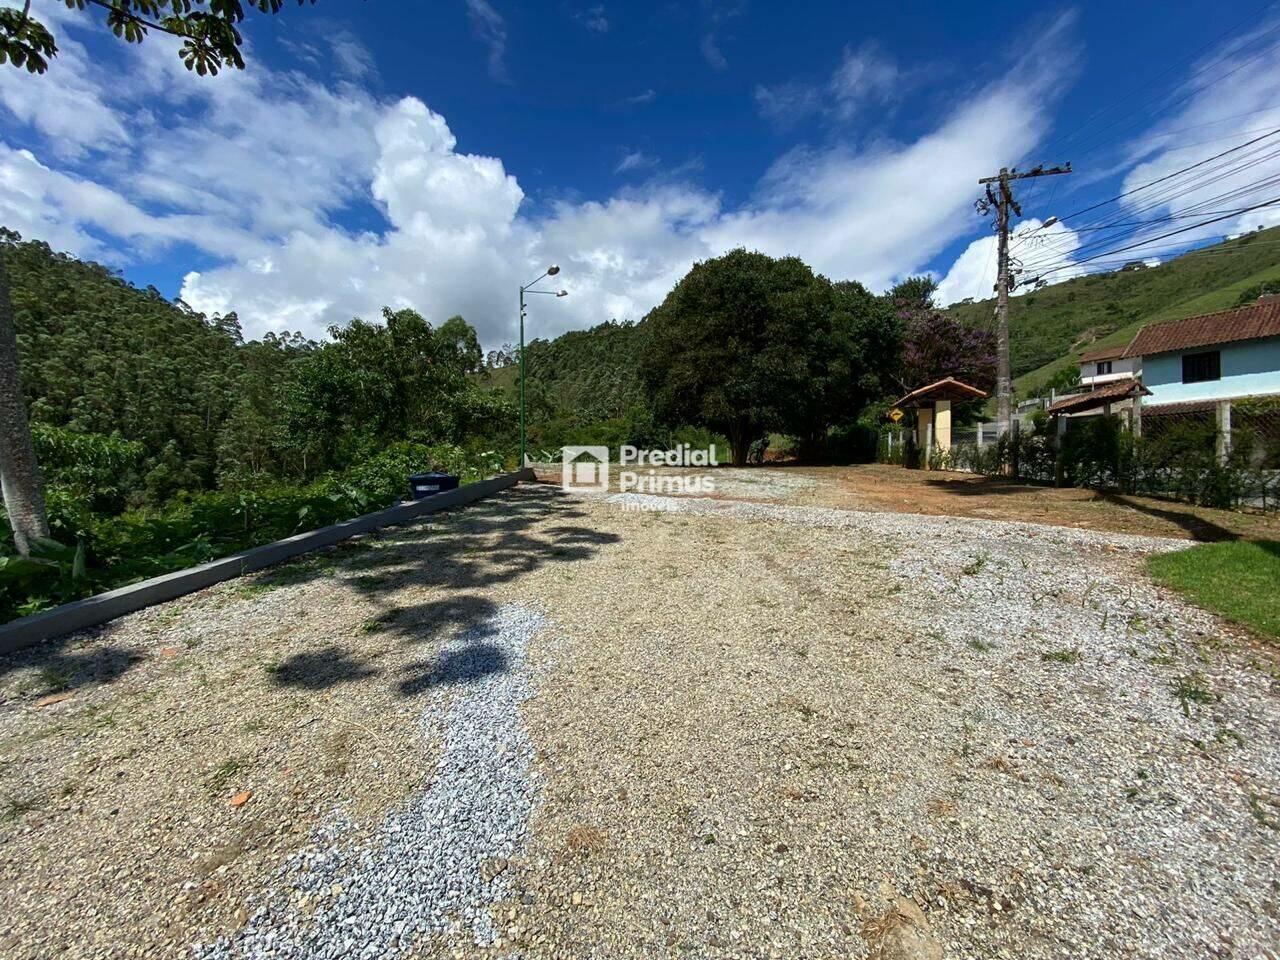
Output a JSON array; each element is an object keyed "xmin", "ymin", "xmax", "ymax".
[{"xmin": 0, "ymin": 469, "xmax": 536, "ymax": 656}]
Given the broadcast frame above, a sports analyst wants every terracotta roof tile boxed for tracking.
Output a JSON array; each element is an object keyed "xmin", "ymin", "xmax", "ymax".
[
  {"xmin": 1078, "ymin": 343, "xmax": 1128, "ymax": 363},
  {"xmin": 892, "ymin": 377, "xmax": 988, "ymax": 408},
  {"xmin": 1124, "ymin": 299, "xmax": 1280, "ymax": 358},
  {"xmin": 1142, "ymin": 399, "xmax": 1218, "ymax": 416},
  {"xmin": 1047, "ymin": 377, "xmax": 1149, "ymax": 414}
]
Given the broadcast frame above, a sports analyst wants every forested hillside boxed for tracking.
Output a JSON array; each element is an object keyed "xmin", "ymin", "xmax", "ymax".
[
  {"xmin": 7, "ymin": 231, "xmax": 270, "ymax": 498},
  {"xmin": 484, "ymin": 320, "xmax": 648, "ymax": 442},
  {"xmin": 947, "ymin": 226, "xmax": 1280, "ymax": 397},
  {"xmin": 6, "ymin": 232, "xmax": 510, "ymax": 500},
  {"xmin": 1, "ymin": 232, "xmax": 513, "ymax": 620}
]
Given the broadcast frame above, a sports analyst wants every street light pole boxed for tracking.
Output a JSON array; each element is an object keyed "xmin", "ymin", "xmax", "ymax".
[{"xmin": 517, "ymin": 265, "xmax": 566, "ymax": 468}]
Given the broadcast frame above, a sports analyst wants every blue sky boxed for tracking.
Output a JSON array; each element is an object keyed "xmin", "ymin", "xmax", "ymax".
[{"xmin": 2, "ymin": 0, "xmax": 1279, "ymax": 347}]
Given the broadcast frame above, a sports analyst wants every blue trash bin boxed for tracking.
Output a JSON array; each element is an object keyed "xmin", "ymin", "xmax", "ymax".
[{"xmin": 408, "ymin": 471, "xmax": 460, "ymax": 499}]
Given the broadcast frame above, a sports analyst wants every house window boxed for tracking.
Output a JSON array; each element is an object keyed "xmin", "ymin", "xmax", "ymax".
[
  {"xmin": 1095, "ymin": 360, "xmax": 1112, "ymax": 376},
  {"xmin": 1182, "ymin": 350, "xmax": 1221, "ymax": 384}
]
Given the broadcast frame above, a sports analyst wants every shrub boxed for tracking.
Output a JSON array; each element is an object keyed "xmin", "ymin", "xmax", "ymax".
[{"xmin": 0, "ymin": 443, "xmax": 505, "ymax": 623}]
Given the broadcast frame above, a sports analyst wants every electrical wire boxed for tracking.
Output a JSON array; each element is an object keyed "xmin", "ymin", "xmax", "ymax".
[{"xmin": 1028, "ymin": 195, "xmax": 1280, "ymax": 281}]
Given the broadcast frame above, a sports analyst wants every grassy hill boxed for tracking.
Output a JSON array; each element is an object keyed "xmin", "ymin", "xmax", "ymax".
[{"xmin": 946, "ymin": 226, "xmax": 1280, "ymax": 399}]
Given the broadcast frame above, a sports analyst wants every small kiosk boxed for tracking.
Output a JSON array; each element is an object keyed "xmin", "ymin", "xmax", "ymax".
[{"xmin": 891, "ymin": 377, "xmax": 989, "ymax": 469}]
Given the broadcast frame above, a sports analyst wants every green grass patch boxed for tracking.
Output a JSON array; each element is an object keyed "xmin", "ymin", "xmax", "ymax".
[
  {"xmin": 1148, "ymin": 541, "xmax": 1280, "ymax": 640},
  {"xmin": 1042, "ymin": 648, "xmax": 1082, "ymax": 664}
]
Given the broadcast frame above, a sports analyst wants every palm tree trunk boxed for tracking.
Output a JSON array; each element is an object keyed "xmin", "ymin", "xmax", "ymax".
[{"xmin": 0, "ymin": 247, "xmax": 48, "ymax": 555}]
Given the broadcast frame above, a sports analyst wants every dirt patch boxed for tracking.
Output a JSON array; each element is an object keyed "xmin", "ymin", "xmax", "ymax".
[{"xmin": 533, "ymin": 462, "xmax": 1280, "ymax": 542}]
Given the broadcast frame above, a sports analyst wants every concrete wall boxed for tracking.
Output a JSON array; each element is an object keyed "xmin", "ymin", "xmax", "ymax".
[
  {"xmin": 916, "ymin": 406, "xmax": 934, "ymax": 453},
  {"xmin": 1143, "ymin": 336, "xmax": 1280, "ymax": 405},
  {"xmin": 934, "ymin": 400, "xmax": 952, "ymax": 451},
  {"xmin": 0, "ymin": 470, "xmax": 535, "ymax": 655}
]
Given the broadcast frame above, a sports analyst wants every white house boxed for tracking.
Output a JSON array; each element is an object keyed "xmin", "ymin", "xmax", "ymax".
[
  {"xmin": 1046, "ymin": 344, "xmax": 1146, "ymax": 423},
  {"xmin": 1077, "ymin": 344, "xmax": 1139, "ymax": 388}
]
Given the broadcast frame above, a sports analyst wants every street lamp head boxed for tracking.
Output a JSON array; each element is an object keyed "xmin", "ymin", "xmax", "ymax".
[
  {"xmin": 556, "ymin": 290, "xmax": 568, "ymax": 297},
  {"xmin": 546, "ymin": 264, "xmax": 561, "ymax": 276}
]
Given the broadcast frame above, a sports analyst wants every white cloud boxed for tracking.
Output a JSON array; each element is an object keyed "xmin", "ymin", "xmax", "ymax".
[
  {"xmin": 715, "ymin": 32, "xmax": 1067, "ymax": 293},
  {"xmin": 935, "ymin": 218, "xmax": 1081, "ymax": 306},
  {"xmin": 753, "ymin": 81, "xmax": 821, "ymax": 128},
  {"xmin": 464, "ymin": 0, "xmax": 508, "ymax": 81},
  {"xmin": 700, "ymin": 34, "xmax": 727, "ymax": 71},
  {"xmin": 623, "ymin": 88, "xmax": 656, "ymax": 106},
  {"xmin": 755, "ymin": 43, "xmax": 900, "ymax": 129},
  {"xmin": 329, "ymin": 31, "xmax": 376, "ymax": 79},
  {"xmin": 0, "ymin": 11, "xmax": 1082, "ymax": 349},
  {"xmin": 1033, "ymin": 19, "xmax": 1280, "ymax": 275},
  {"xmin": 577, "ymin": 5, "xmax": 609, "ymax": 33},
  {"xmin": 931, "ymin": 17, "xmax": 1280, "ymax": 299},
  {"xmin": 0, "ymin": 24, "xmax": 128, "ymax": 157},
  {"xmin": 614, "ymin": 150, "xmax": 658, "ymax": 174},
  {"xmin": 828, "ymin": 44, "xmax": 900, "ymax": 121}
]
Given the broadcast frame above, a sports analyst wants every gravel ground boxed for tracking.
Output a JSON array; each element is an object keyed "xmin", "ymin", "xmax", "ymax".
[
  {"xmin": 2, "ymin": 481, "xmax": 1278, "ymax": 959},
  {"xmin": 197, "ymin": 604, "xmax": 548, "ymax": 959},
  {"xmin": 695, "ymin": 469, "xmax": 818, "ymax": 501},
  {"xmin": 504, "ymin": 491, "xmax": 1280, "ymax": 959},
  {"xmin": 0, "ymin": 488, "xmax": 597, "ymax": 960}
]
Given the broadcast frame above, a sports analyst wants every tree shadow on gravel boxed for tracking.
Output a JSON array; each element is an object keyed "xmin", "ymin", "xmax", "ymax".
[
  {"xmin": 270, "ymin": 645, "xmax": 380, "ymax": 690},
  {"xmin": 399, "ymin": 642, "xmax": 508, "ymax": 696},
  {"xmin": 263, "ymin": 484, "xmax": 618, "ymax": 697},
  {"xmin": 0, "ymin": 635, "xmax": 142, "ymax": 690},
  {"xmin": 0, "ymin": 485, "xmax": 615, "ymax": 699}
]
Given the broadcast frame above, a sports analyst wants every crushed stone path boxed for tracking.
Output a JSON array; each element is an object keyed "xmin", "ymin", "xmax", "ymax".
[{"xmin": 197, "ymin": 604, "xmax": 547, "ymax": 960}]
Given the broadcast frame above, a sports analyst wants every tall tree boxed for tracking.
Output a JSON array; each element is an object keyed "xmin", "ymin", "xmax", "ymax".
[
  {"xmin": 437, "ymin": 315, "xmax": 484, "ymax": 374},
  {"xmin": 640, "ymin": 249, "xmax": 841, "ymax": 465},
  {"xmin": 888, "ymin": 275, "xmax": 996, "ymax": 394},
  {"xmin": 0, "ymin": 0, "xmax": 317, "ymax": 552},
  {"xmin": 899, "ymin": 312, "xmax": 997, "ymax": 394},
  {"xmin": 784, "ymin": 279, "xmax": 901, "ymax": 457}
]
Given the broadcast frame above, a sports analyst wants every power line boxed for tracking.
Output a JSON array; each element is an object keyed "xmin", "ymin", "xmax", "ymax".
[
  {"xmin": 1017, "ymin": 238, "xmax": 1280, "ymax": 284},
  {"xmin": 1018, "ymin": 206, "xmax": 1280, "ymax": 234},
  {"xmin": 1028, "ymin": 194, "xmax": 1280, "ymax": 281},
  {"xmin": 1007, "ymin": 9, "xmax": 1280, "ymax": 235},
  {"xmin": 1018, "ymin": 164, "xmax": 1280, "ymax": 268},
  {"xmin": 1024, "ymin": 125, "xmax": 1280, "ymax": 235},
  {"xmin": 1027, "ymin": 234, "xmax": 1280, "ymax": 272},
  {"xmin": 1014, "ymin": 141, "xmax": 1280, "ymax": 266}
]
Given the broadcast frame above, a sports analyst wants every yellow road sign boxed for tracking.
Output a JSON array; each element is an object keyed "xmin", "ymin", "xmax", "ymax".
[{"xmin": 888, "ymin": 407, "xmax": 904, "ymax": 423}]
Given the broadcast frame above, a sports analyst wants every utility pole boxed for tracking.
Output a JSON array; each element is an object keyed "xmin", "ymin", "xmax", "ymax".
[{"xmin": 977, "ymin": 163, "xmax": 1072, "ymax": 437}]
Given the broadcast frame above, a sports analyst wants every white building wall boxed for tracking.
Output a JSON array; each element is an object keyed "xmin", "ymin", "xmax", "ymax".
[{"xmin": 1079, "ymin": 355, "xmax": 1138, "ymax": 388}]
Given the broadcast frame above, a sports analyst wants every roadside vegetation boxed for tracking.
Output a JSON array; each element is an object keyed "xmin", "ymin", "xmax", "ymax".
[
  {"xmin": 0, "ymin": 233, "xmax": 512, "ymax": 621},
  {"xmin": 1147, "ymin": 540, "xmax": 1280, "ymax": 640}
]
